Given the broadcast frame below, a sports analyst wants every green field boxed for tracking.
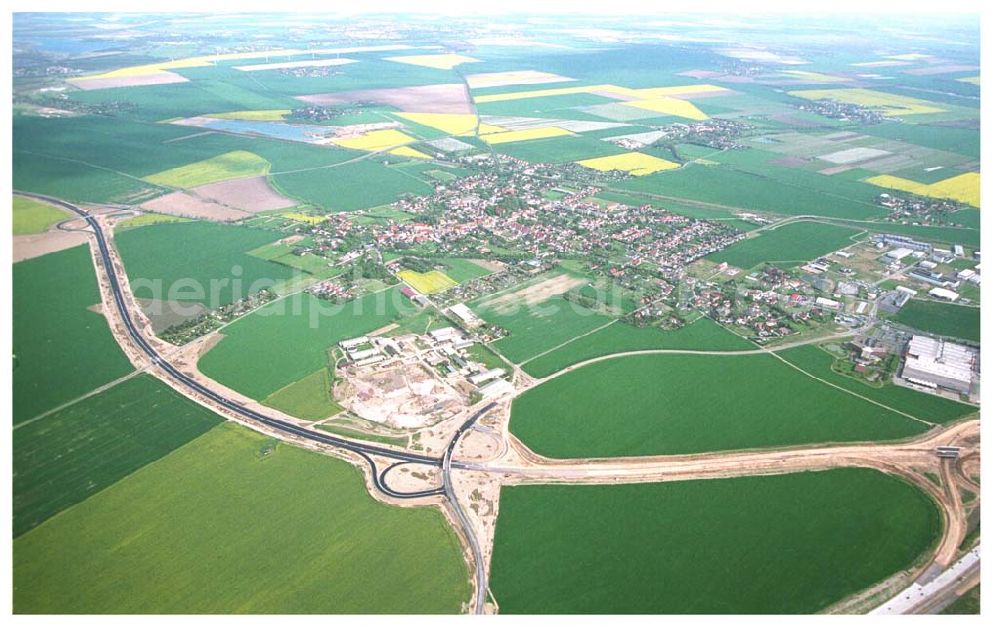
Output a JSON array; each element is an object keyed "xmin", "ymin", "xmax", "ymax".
[
  {"xmin": 12, "ymin": 196, "xmax": 72, "ymax": 235},
  {"xmin": 490, "ymin": 469, "xmax": 940, "ymax": 613},
  {"xmin": 13, "ymin": 150, "xmax": 162, "ymax": 204},
  {"xmin": 13, "ymin": 245, "xmax": 133, "ymax": 424},
  {"xmin": 115, "ymin": 212, "xmax": 191, "ymax": 230},
  {"xmin": 890, "ymin": 299, "xmax": 980, "ymax": 342},
  {"xmin": 619, "ymin": 163, "xmax": 884, "ymax": 220},
  {"xmin": 115, "ymin": 221, "xmax": 298, "ymax": 307},
  {"xmin": 199, "ymin": 288, "xmax": 416, "ymax": 400},
  {"xmin": 270, "ymin": 159, "xmax": 433, "ymax": 212},
  {"xmin": 144, "ymin": 150, "xmax": 270, "ymax": 189},
  {"xmin": 13, "ymin": 423, "xmax": 469, "ymax": 613},
  {"xmin": 474, "ymin": 293, "xmax": 615, "ymax": 364},
  {"xmin": 261, "ymin": 367, "xmax": 343, "ymax": 420},
  {"xmin": 708, "ymin": 221, "xmax": 862, "ymax": 268},
  {"xmin": 510, "ymin": 353, "xmax": 929, "ymax": 458},
  {"xmin": 13, "ymin": 375, "xmax": 221, "ymax": 537},
  {"xmin": 522, "ymin": 317, "xmax": 755, "ymax": 377},
  {"xmin": 431, "ymin": 258, "xmax": 492, "ymax": 283},
  {"xmin": 778, "ymin": 345, "xmax": 976, "ymax": 423}
]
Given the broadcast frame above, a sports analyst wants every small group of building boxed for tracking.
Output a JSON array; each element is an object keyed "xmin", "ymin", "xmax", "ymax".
[{"xmin": 901, "ymin": 335, "xmax": 977, "ymax": 396}]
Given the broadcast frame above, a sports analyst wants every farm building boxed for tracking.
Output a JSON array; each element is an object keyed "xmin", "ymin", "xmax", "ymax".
[
  {"xmin": 874, "ymin": 234, "xmax": 932, "ymax": 253},
  {"xmin": 476, "ymin": 378, "xmax": 514, "ymax": 399},
  {"xmin": 901, "ymin": 335, "xmax": 976, "ymax": 395},
  {"xmin": 429, "ymin": 326, "xmax": 459, "ymax": 342},
  {"xmin": 929, "ymin": 287, "xmax": 960, "ymax": 302},
  {"xmin": 449, "ymin": 303, "xmax": 483, "ymax": 327},
  {"xmin": 340, "ymin": 336, "xmax": 369, "ymax": 349},
  {"xmin": 469, "ymin": 368, "xmax": 506, "ymax": 385},
  {"xmin": 816, "ymin": 297, "xmax": 841, "ymax": 310}
]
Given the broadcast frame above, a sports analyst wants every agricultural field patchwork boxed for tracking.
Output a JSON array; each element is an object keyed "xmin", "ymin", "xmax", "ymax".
[
  {"xmin": 13, "ymin": 423, "xmax": 469, "ymax": 613},
  {"xmin": 199, "ymin": 288, "xmax": 417, "ymax": 400},
  {"xmin": 866, "ymin": 172, "xmax": 980, "ymax": 208},
  {"xmin": 707, "ymin": 221, "xmax": 862, "ymax": 269},
  {"xmin": 13, "ymin": 375, "xmax": 221, "ymax": 538},
  {"xmin": 13, "ymin": 245, "xmax": 133, "ymax": 424},
  {"xmin": 143, "ymin": 151, "xmax": 270, "ymax": 189},
  {"xmin": 788, "ymin": 88, "xmax": 946, "ymax": 116},
  {"xmin": 777, "ymin": 345, "xmax": 976, "ymax": 423},
  {"xmin": 115, "ymin": 221, "xmax": 298, "ymax": 307},
  {"xmin": 521, "ymin": 317, "xmax": 754, "ymax": 378},
  {"xmin": 491, "ymin": 469, "xmax": 940, "ymax": 613}
]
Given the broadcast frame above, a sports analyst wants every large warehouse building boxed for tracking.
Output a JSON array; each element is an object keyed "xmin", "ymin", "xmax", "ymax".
[{"xmin": 901, "ymin": 335, "xmax": 977, "ymax": 395}]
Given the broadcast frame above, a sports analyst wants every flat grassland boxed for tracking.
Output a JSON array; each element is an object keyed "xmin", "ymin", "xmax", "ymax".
[
  {"xmin": 13, "ymin": 245, "xmax": 133, "ymax": 424},
  {"xmin": 399, "ymin": 269, "xmax": 457, "ymax": 294},
  {"xmin": 13, "ymin": 197, "xmax": 72, "ymax": 235},
  {"xmin": 521, "ymin": 317, "xmax": 754, "ymax": 378},
  {"xmin": 490, "ymin": 469, "xmax": 940, "ymax": 613},
  {"xmin": 13, "ymin": 423, "xmax": 469, "ymax": 613},
  {"xmin": 890, "ymin": 299, "xmax": 980, "ymax": 342},
  {"xmin": 13, "ymin": 375, "xmax": 221, "ymax": 538},
  {"xmin": 115, "ymin": 222, "xmax": 297, "ymax": 307},
  {"xmin": 261, "ymin": 367, "xmax": 343, "ymax": 420},
  {"xmin": 707, "ymin": 221, "xmax": 861, "ymax": 268},
  {"xmin": 510, "ymin": 353, "xmax": 928, "ymax": 458},
  {"xmin": 778, "ymin": 345, "xmax": 976, "ymax": 423},
  {"xmin": 199, "ymin": 288, "xmax": 416, "ymax": 400},
  {"xmin": 143, "ymin": 150, "xmax": 270, "ymax": 189}
]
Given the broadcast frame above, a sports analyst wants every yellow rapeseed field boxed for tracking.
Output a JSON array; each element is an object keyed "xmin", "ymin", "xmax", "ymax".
[
  {"xmin": 330, "ymin": 129, "xmax": 417, "ymax": 152},
  {"xmin": 866, "ymin": 172, "xmax": 980, "ymax": 208},
  {"xmin": 479, "ymin": 127, "xmax": 573, "ymax": 144},
  {"xmin": 70, "ymin": 48, "xmax": 329, "ymax": 81},
  {"xmin": 383, "ymin": 53, "xmax": 480, "ymax": 70},
  {"xmin": 621, "ymin": 98, "xmax": 709, "ymax": 120},
  {"xmin": 474, "ymin": 83, "xmax": 712, "ymax": 120},
  {"xmin": 143, "ymin": 151, "xmax": 270, "ymax": 189},
  {"xmin": 388, "ymin": 146, "xmax": 432, "ymax": 160},
  {"xmin": 398, "ymin": 270, "xmax": 458, "ymax": 294},
  {"xmin": 788, "ymin": 88, "xmax": 945, "ymax": 116},
  {"xmin": 576, "ymin": 152, "xmax": 680, "ymax": 176},
  {"xmin": 395, "ymin": 112, "xmax": 505, "ymax": 137},
  {"xmin": 282, "ymin": 212, "xmax": 328, "ymax": 224}
]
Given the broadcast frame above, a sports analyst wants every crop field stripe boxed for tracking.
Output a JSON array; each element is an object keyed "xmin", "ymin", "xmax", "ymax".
[
  {"xmin": 13, "ymin": 423, "xmax": 470, "ymax": 613},
  {"xmin": 516, "ymin": 318, "xmax": 619, "ymax": 366},
  {"xmin": 13, "ymin": 374, "xmax": 222, "ymax": 538},
  {"xmin": 489, "ymin": 469, "xmax": 941, "ymax": 613},
  {"xmin": 510, "ymin": 352, "xmax": 930, "ymax": 458}
]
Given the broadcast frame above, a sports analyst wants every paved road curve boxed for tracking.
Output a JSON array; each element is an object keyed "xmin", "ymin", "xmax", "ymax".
[
  {"xmin": 443, "ymin": 403, "xmax": 496, "ymax": 614},
  {"xmin": 16, "ymin": 191, "xmax": 445, "ymax": 499}
]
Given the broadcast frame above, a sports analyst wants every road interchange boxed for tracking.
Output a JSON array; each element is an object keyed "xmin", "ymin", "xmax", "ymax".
[{"xmin": 23, "ymin": 190, "xmax": 979, "ymax": 615}]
